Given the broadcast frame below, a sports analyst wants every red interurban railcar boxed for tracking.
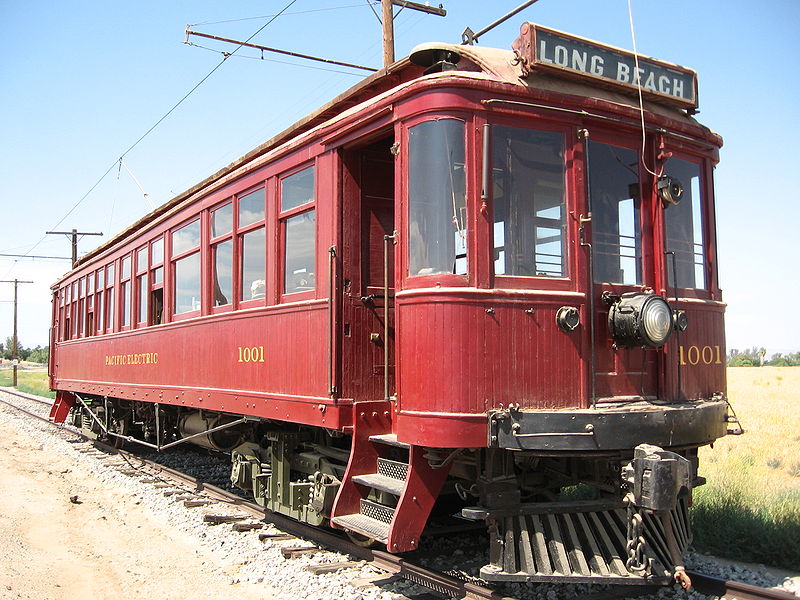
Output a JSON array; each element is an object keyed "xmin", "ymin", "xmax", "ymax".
[{"xmin": 49, "ymin": 23, "xmax": 732, "ymax": 585}]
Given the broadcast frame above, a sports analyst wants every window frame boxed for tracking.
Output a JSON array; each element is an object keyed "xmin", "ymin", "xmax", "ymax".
[
  {"xmin": 134, "ymin": 245, "xmax": 149, "ymax": 327},
  {"xmin": 660, "ymin": 149, "xmax": 713, "ymax": 299},
  {"xmin": 170, "ymin": 219, "xmax": 202, "ymax": 320},
  {"xmin": 583, "ymin": 131, "xmax": 654, "ymax": 291},
  {"xmin": 278, "ymin": 164, "xmax": 316, "ymax": 301},
  {"xmin": 209, "ymin": 200, "xmax": 236, "ymax": 314},
  {"xmin": 235, "ymin": 185, "xmax": 268, "ymax": 309},
  {"xmin": 487, "ymin": 117, "xmax": 574, "ymax": 291}
]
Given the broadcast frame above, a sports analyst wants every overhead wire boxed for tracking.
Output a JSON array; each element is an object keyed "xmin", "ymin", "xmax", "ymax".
[
  {"xmin": 190, "ymin": 2, "xmax": 377, "ymax": 27},
  {"xmin": 22, "ymin": 0, "xmax": 300, "ymax": 261},
  {"xmin": 627, "ymin": 0, "xmax": 662, "ymax": 178}
]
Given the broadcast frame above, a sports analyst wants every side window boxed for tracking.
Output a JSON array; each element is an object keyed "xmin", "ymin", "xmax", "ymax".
[
  {"xmin": 150, "ymin": 237, "xmax": 164, "ymax": 325},
  {"xmin": 172, "ymin": 221, "xmax": 201, "ymax": 315},
  {"xmin": 96, "ymin": 269, "xmax": 105, "ymax": 333},
  {"xmin": 492, "ymin": 125, "xmax": 567, "ymax": 278},
  {"xmin": 237, "ymin": 190, "xmax": 266, "ymax": 302},
  {"xmin": 407, "ymin": 119, "xmax": 467, "ymax": 276},
  {"xmin": 136, "ymin": 246, "xmax": 148, "ymax": 325},
  {"xmin": 664, "ymin": 158, "xmax": 705, "ymax": 290},
  {"xmin": 211, "ymin": 203, "xmax": 233, "ymax": 307},
  {"xmin": 280, "ymin": 167, "xmax": 316, "ymax": 295},
  {"xmin": 86, "ymin": 272, "xmax": 95, "ymax": 336},
  {"xmin": 105, "ymin": 263, "xmax": 115, "ymax": 332},
  {"xmin": 120, "ymin": 255, "xmax": 132, "ymax": 327},
  {"xmin": 588, "ymin": 141, "xmax": 642, "ymax": 284}
]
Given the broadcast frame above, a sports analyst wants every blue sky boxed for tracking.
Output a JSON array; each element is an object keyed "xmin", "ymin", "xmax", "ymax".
[{"xmin": 1, "ymin": 0, "xmax": 798, "ymax": 353}]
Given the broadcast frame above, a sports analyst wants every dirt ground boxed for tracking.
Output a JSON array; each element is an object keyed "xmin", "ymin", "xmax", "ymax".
[{"xmin": 0, "ymin": 411, "xmax": 276, "ymax": 600}]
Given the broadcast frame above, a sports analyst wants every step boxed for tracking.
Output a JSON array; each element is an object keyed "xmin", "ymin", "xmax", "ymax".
[
  {"xmin": 377, "ymin": 457, "xmax": 408, "ymax": 481},
  {"xmin": 369, "ymin": 434, "xmax": 409, "ymax": 449},
  {"xmin": 352, "ymin": 472, "xmax": 406, "ymax": 496},
  {"xmin": 332, "ymin": 513, "xmax": 390, "ymax": 543}
]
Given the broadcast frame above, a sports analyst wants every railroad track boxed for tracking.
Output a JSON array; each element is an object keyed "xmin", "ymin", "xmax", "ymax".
[{"xmin": 1, "ymin": 386, "xmax": 796, "ymax": 600}]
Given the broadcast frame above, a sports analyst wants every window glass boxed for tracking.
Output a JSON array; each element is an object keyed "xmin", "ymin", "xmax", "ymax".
[
  {"xmin": 212, "ymin": 203, "xmax": 233, "ymax": 237},
  {"xmin": 151, "ymin": 238, "xmax": 164, "ymax": 265},
  {"xmin": 281, "ymin": 167, "xmax": 315, "ymax": 212},
  {"xmin": 239, "ymin": 189, "xmax": 265, "ymax": 228},
  {"xmin": 241, "ymin": 229, "xmax": 266, "ymax": 300},
  {"xmin": 136, "ymin": 247, "xmax": 148, "ymax": 273},
  {"xmin": 97, "ymin": 269, "xmax": 104, "ymax": 289},
  {"xmin": 213, "ymin": 240, "xmax": 233, "ymax": 306},
  {"xmin": 121, "ymin": 281, "xmax": 131, "ymax": 326},
  {"xmin": 408, "ymin": 119, "xmax": 467, "ymax": 276},
  {"xmin": 174, "ymin": 252, "xmax": 200, "ymax": 314},
  {"xmin": 97, "ymin": 291, "xmax": 104, "ymax": 332},
  {"xmin": 492, "ymin": 125, "xmax": 566, "ymax": 278},
  {"xmin": 87, "ymin": 274, "xmax": 94, "ymax": 295},
  {"xmin": 665, "ymin": 158, "xmax": 705, "ymax": 289},
  {"xmin": 152, "ymin": 266, "xmax": 164, "ymax": 285},
  {"xmin": 107, "ymin": 263, "xmax": 115, "ymax": 284},
  {"xmin": 137, "ymin": 274, "xmax": 148, "ymax": 322},
  {"xmin": 588, "ymin": 141, "xmax": 641, "ymax": 284},
  {"xmin": 284, "ymin": 212, "xmax": 316, "ymax": 293},
  {"xmin": 172, "ymin": 221, "xmax": 200, "ymax": 255},
  {"xmin": 121, "ymin": 256, "xmax": 131, "ymax": 280},
  {"xmin": 106, "ymin": 288, "xmax": 114, "ymax": 330}
]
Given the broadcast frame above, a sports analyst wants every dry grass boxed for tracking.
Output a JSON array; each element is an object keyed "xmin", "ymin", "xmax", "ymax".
[
  {"xmin": 0, "ymin": 369, "xmax": 54, "ymax": 399},
  {"xmin": 691, "ymin": 367, "xmax": 800, "ymax": 569}
]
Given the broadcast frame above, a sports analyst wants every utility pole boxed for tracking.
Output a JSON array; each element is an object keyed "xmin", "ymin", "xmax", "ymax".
[
  {"xmin": 46, "ymin": 229, "xmax": 103, "ymax": 267},
  {"xmin": 0, "ymin": 279, "xmax": 34, "ymax": 387},
  {"xmin": 381, "ymin": 0, "xmax": 446, "ymax": 67}
]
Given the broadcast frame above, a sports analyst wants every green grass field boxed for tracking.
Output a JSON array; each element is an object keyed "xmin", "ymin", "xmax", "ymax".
[
  {"xmin": 691, "ymin": 367, "xmax": 800, "ymax": 570},
  {"xmin": 3, "ymin": 366, "xmax": 798, "ymax": 568},
  {"xmin": 0, "ymin": 369, "xmax": 54, "ymax": 399}
]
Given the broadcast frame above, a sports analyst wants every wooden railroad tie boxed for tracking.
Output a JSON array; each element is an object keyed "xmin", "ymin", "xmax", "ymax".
[
  {"xmin": 232, "ymin": 522, "xmax": 263, "ymax": 532},
  {"xmin": 203, "ymin": 514, "xmax": 247, "ymax": 525},
  {"xmin": 259, "ymin": 532, "xmax": 295, "ymax": 542},
  {"xmin": 281, "ymin": 546, "xmax": 319, "ymax": 559},
  {"xmin": 184, "ymin": 499, "xmax": 214, "ymax": 508},
  {"xmin": 306, "ymin": 561, "xmax": 363, "ymax": 575}
]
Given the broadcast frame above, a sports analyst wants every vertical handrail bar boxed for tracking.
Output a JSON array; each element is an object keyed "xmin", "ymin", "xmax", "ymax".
[{"xmin": 383, "ymin": 233, "xmax": 397, "ymax": 400}]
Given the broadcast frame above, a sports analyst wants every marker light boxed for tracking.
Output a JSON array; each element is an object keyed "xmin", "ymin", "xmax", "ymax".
[{"xmin": 608, "ymin": 292, "xmax": 674, "ymax": 348}]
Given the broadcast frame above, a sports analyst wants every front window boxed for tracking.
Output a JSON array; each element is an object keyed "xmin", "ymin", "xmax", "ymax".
[
  {"xmin": 492, "ymin": 125, "xmax": 566, "ymax": 278},
  {"xmin": 408, "ymin": 119, "xmax": 467, "ymax": 277},
  {"xmin": 664, "ymin": 158, "xmax": 705, "ymax": 289},
  {"xmin": 588, "ymin": 141, "xmax": 642, "ymax": 285}
]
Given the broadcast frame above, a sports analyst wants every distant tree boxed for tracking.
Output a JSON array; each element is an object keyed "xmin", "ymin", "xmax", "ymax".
[{"xmin": 27, "ymin": 346, "xmax": 49, "ymax": 364}]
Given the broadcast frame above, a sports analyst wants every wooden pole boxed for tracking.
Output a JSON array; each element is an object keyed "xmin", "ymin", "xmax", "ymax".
[{"xmin": 382, "ymin": 0, "xmax": 395, "ymax": 67}]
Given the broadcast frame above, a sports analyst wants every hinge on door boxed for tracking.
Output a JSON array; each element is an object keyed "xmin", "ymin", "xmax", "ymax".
[{"xmin": 390, "ymin": 142, "xmax": 400, "ymax": 156}]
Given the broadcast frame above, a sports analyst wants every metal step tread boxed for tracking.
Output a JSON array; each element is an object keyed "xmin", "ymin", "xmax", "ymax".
[
  {"xmin": 352, "ymin": 472, "xmax": 406, "ymax": 496},
  {"xmin": 332, "ymin": 513, "xmax": 390, "ymax": 543},
  {"xmin": 369, "ymin": 434, "xmax": 409, "ymax": 448}
]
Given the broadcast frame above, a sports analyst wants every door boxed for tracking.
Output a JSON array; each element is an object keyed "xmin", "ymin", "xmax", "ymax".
[
  {"xmin": 586, "ymin": 138, "xmax": 660, "ymax": 401},
  {"xmin": 340, "ymin": 136, "xmax": 396, "ymax": 401}
]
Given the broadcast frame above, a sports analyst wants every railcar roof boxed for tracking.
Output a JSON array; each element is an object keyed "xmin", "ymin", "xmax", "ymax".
[{"xmin": 58, "ymin": 41, "xmax": 718, "ymax": 285}]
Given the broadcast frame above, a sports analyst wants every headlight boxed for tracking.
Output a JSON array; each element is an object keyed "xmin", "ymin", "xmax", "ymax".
[{"xmin": 608, "ymin": 292, "xmax": 674, "ymax": 348}]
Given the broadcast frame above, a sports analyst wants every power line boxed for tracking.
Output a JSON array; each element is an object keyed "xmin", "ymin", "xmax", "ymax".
[
  {"xmin": 0, "ymin": 253, "xmax": 71, "ymax": 260},
  {"xmin": 190, "ymin": 2, "xmax": 376, "ymax": 26},
  {"xmin": 23, "ymin": 0, "xmax": 300, "ymax": 261}
]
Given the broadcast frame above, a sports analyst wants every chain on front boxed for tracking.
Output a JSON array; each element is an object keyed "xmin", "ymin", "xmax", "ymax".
[{"xmin": 625, "ymin": 493, "xmax": 649, "ymax": 574}]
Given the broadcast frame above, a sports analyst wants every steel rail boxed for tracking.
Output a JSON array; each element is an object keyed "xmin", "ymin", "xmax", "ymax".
[{"xmin": 687, "ymin": 571, "xmax": 798, "ymax": 600}]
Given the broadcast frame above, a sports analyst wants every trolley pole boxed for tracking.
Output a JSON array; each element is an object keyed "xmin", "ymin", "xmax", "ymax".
[
  {"xmin": 1, "ymin": 279, "xmax": 34, "ymax": 387},
  {"xmin": 46, "ymin": 229, "xmax": 103, "ymax": 267}
]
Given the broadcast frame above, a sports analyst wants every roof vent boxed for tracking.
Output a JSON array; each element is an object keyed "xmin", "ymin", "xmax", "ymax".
[{"xmin": 410, "ymin": 43, "xmax": 461, "ymax": 75}]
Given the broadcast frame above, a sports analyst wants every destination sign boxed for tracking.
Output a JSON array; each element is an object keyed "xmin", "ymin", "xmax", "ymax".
[{"xmin": 513, "ymin": 23, "xmax": 698, "ymax": 110}]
